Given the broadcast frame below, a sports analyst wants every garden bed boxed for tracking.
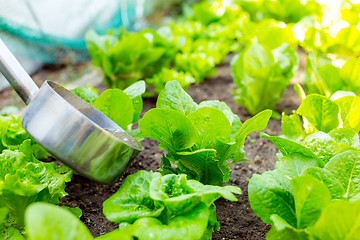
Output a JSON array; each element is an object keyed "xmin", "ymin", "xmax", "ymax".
[
  {"xmin": 30, "ymin": 53, "xmax": 305, "ymax": 239},
  {"xmin": 0, "ymin": 50, "xmax": 304, "ymax": 239}
]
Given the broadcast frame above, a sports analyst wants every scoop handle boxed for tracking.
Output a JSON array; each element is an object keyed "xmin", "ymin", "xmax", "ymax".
[{"xmin": 0, "ymin": 39, "xmax": 39, "ymax": 104}]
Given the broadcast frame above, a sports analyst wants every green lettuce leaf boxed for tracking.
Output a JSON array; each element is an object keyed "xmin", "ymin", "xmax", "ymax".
[
  {"xmin": 0, "ymin": 140, "xmax": 72, "ymax": 228},
  {"xmin": 174, "ymin": 52, "xmax": 216, "ymax": 82},
  {"xmin": 260, "ymin": 0, "xmax": 322, "ymax": 23},
  {"xmin": 308, "ymin": 199, "xmax": 360, "ymax": 239},
  {"xmin": 231, "ymin": 41, "xmax": 298, "ymax": 115},
  {"xmin": 175, "ymin": 149, "xmax": 222, "ymax": 186},
  {"xmin": 276, "ymin": 153, "xmax": 319, "ymax": 179},
  {"xmin": 140, "ymin": 81, "xmax": 271, "ymax": 185},
  {"xmin": 249, "ymin": 170, "xmax": 295, "ymax": 226},
  {"xmin": 139, "ymin": 108, "xmax": 197, "ymax": 153},
  {"xmin": 123, "ymin": 81, "xmax": 146, "ymax": 123},
  {"xmin": 267, "ymin": 215, "xmax": 312, "ymax": 240},
  {"xmin": 281, "ymin": 112, "xmax": 305, "ymax": 141},
  {"xmin": 303, "ymin": 52, "xmax": 343, "ymax": 98},
  {"xmin": 291, "ymin": 175, "xmax": 331, "ymax": 229},
  {"xmin": 156, "ymin": 81, "xmax": 198, "ymax": 115},
  {"xmin": 198, "ymin": 100, "xmax": 242, "ymax": 135},
  {"xmin": 323, "ymin": 150, "xmax": 360, "ymax": 200},
  {"xmin": 0, "ymin": 116, "xmax": 48, "ymax": 159},
  {"xmin": 103, "ymin": 171, "xmax": 241, "ymax": 239},
  {"xmin": 328, "ymin": 128, "xmax": 359, "ymax": 150},
  {"xmin": 25, "ymin": 203, "xmax": 93, "ymax": 240},
  {"xmin": 187, "ymin": 107, "xmax": 231, "ymax": 149},
  {"xmin": 103, "ymin": 171, "xmax": 164, "ymax": 223},
  {"xmin": 93, "ymin": 89, "xmax": 134, "ymax": 130},
  {"xmin": 301, "ymin": 132, "xmax": 341, "ymax": 164},
  {"xmin": 149, "ymin": 174, "xmax": 241, "ymax": 217},
  {"xmin": 70, "ymin": 85, "xmax": 99, "ymax": 104},
  {"xmin": 147, "ymin": 68, "xmax": 195, "ymax": 96},
  {"xmin": 340, "ymin": 58, "xmax": 360, "ymax": 94},
  {"xmin": 91, "ymin": 80, "xmax": 145, "ymax": 130},
  {"xmin": 261, "ymin": 133, "xmax": 320, "ymax": 164},
  {"xmin": 86, "ymin": 28, "xmax": 175, "ymax": 89},
  {"xmin": 249, "ymin": 171, "xmax": 331, "ymax": 231},
  {"xmin": 235, "ymin": 110, "xmax": 272, "ymax": 147},
  {"xmin": 120, "ymin": 203, "xmax": 210, "ymax": 240},
  {"xmin": 297, "ymin": 94, "xmax": 339, "ymax": 133},
  {"xmin": 335, "ymin": 95, "xmax": 360, "ymax": 132}
]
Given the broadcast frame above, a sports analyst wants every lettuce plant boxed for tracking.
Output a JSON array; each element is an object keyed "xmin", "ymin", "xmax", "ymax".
[
  {"xmin": 301, "ymin": 22, "xmax": 360, "ymax": 57},
  {"xmin": 249, "ymin": 76, "xmax": 360, "ymax": 238},
  {"xmin": 260, "ymin": 0, "xmax": 322, "ymax": 23},
  {"xmin": 249, "ymin": 129, "xmax": 360, "ymax": 239},
  {"xmin": 139, "ymin": 80, "xmax": 271, "ymax": 185},
  {"xmin": 0, "ymin": 140, "xmax": 72, "ymax": 236},
  {"xmin": 231, "ymin": 41, "xmax": 298, "ymax": 117},
  {"xmin": 25, "ymin": 203, "xmax": 131, "ymax": 240},
  {"xmin": 147, "ymin": 68, "xmax": 195, "ymax": 96},
  {"xmin": 25, "ymin": 203, "xmax": 93, "ymax": 240},
  {"xmin": 237, "ymin": 0, "xmax": 322, "ymax": 23},
  {"xmin": 70, "ymin": 85, "xmax": 99, "ymax": 104},
  {"xmin": 24, "ymin": 170, "xmax": 240, "ymax": 240},
  {"xmin": 0, "ymin": 116, "xmax": 48, "ymax": 159},
  {"xmin": 102, "ymin": 170, "xmax": 241, "ymax": 240},
  {"xmin": 303, "ymin": 54, "xmax": 360, "ymax": 97},
  {"xmin": 282, "ymin": 84, "xmax": 360, "ymax": 139},
  {"xmin": 190, "ymin": 0, "xmax": 244, "ymax": 26},
  {"xmin": 86, "ymin": 29, "xmax": 176, "ymax": 89},
  {"xmin": 72, "ymin": 81, "xmax": 145, "ymax": 136},
  {"xmin": 249, "ymin": 20, "xmax": 298, "ymax": 50},
  {"xmin": 175, "ymin": 52, "xmax": 217, "ymax": 82}
]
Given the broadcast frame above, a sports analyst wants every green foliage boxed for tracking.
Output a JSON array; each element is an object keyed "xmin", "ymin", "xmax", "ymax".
[
  {"xmin": 282, "ymin": 85, "xmax": 360, "ymax": 139},
  {"xmin": 139, "ymin": 81, "xmax": 271, "ymax": 185},
  {"xmin": 103, "ymin": 171, "xmax": 164, "ymax": 223},
  {"xmin": 86, "ymin": 29, "xmax": 176, "ymax": 89},
  {"xmin": 25, "ymin": 203, "xmax": 93, "ymax": 240},
  {"xmin": 0, "ymin": 114, "xmax": 74, "ymax": 237},
  {"xmin": 231, "ymin": 41, "xmax": 298, "ymax": 115},
  {"xmin": 301, "ymin": 22, "xmax": 360, "ymax": 57},
  {"xmin": 182, "ymin": 38, "xmax": 231, "ymax": 65},
  {"xmin": 0, "ymin": 140, "xmax": 72, "ymax": 232},
  {"xmin": 73, "ymin": 81, "xmax": 145, "ymax": 132},
  {"xmin": 251, "ymin": 20, "xmax": 298, "ymax": 50},
  {"xmin": 303, "ymin": 54, "xmax": 360, "ymax": 97},
  {"xmin": 0, "ymin": 206, "xmax": 25, "ymax": 239},
  {"xmin": 70, "ymin": 85, "xmax": 99, "ymax": 104},
  {"xmin": 250, "ymin": 126, "xmax": 360, "ymax": 239},
  {"xmin": 85, "ymin": 0, "xmax": 261, "ymax": 94},
  {"xmin": 103, "ymin": 170, "xmax": 241, "ymax": 240},
  {"xmin": 280, "ymin": 112, "xmax": 304, "ymax": 141},
  {"xmin": 147, "ymin": 68, "xmax": 195, "ymax": 96},
  {"xmin": 297, "ymin": 94, "xmax": 339, "ymax": 133},
  {"xmin": 175, "ymin": 53, "xmax": 216, "ymax": 82},
  {"xmin": 25, "ymin": 203, "xmax": 134, "ymax": 240},
  {"xmin": 307, "ymin": 200, "xmax": 360, "ymax": 239},
  {"xmin": 340, "ymin": 58, "xmax": 360, "ymax": 94},
  {"xmin": 117, "ymin": 204, "xmax": 210, "ymax": 240},
  {"xmin": 237, "ymin": 0, "xmax": 322, "ymax": 23},
  {"xmin": 0, "ymin": 116, "xmax": 48, "ymax": 159},
  {"xmin": 94, "ymin": 89, "xmax": 134, "ymax": 130},
  {"xmin": 303, "ymin": 53, "xmax": 343, "ymax": 97}
]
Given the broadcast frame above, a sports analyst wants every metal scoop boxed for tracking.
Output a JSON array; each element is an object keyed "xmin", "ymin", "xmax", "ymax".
[{"xmin": 0, "ymin": 39, "xmax": 142, "ymax": 184}]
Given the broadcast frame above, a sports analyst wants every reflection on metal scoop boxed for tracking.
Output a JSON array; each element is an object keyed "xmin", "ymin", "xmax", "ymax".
[{"xmin": 0, "ymin": 39, "xmax": 142, "ymax": 184}]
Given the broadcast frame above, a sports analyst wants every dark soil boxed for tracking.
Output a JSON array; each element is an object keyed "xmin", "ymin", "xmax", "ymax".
[{"xmin": 1, "ymin": 53, "xmax": 303, "ymax": 239}]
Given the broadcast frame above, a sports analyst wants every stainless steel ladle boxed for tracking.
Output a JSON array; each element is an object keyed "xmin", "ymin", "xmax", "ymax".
[{"xmin": 0, "ymin": 39, "xmax": 142, "ymax": 184}]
